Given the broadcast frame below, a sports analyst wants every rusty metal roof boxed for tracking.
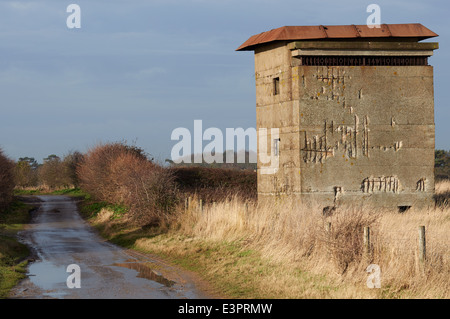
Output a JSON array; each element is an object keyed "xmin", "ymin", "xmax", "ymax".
[{"xmin": 236, "ymin": 24, "xmax": 438, "ymax": 51}]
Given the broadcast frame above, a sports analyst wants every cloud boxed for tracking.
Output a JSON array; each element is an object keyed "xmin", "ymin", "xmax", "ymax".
[
  {"xmin": 126, "ymin": 67, "xmax": 167, "ymax": 80},
  {"xmin": 5, "ymin": 1, "xmax": 37, "ymax": 11}
]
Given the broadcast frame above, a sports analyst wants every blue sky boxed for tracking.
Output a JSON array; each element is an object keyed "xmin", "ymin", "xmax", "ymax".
[{"xmin": 0, "ymin": 0, "xmax": 448, "ymax": 163}]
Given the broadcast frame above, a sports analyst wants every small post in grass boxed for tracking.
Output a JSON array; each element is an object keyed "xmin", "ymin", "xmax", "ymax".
[
  {"xmin": 418, "ymin": 225, "xmax": 426, "ymax": 264},
  {"xmin": 364, "ymin": 226, "xmax": 371, "ymax": 258}
]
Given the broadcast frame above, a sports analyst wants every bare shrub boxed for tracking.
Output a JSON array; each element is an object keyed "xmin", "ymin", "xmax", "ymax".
[
  {"xmin": 14, "ymin": 157, "xmax": 39, "ymax": 188},
  {"xmin": 77, "ymin": 143, "xmax": 147, "ymax": 201},
  {"xmin": 62, "ymin": 151, "xmax": 84, "ymax": 188},
  {"xmin": 0, "ymin": 149, "xmax": 15, "ymax": 210},
  {"xmin": 77, "ymin": 142, "xmax": 177, "ymax": 226},
  {"xmin": 322, "ymin": 206, "xmax": 380, "ymax": 273},
  {"xmin": 107, "ymin": 151, "xmax": 178, "ymax": 225},
  {"xmin": 38, "ymin": 155, "xmax": 66, "ymax": 189},
  {"xmin": 170, "ymin": 166, "xmax": 256, "ymax": 203}
]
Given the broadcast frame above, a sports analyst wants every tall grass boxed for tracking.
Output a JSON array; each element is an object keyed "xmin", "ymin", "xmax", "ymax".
[
  {"xmin": 135, "ymin": 180, "xmax": 450, "ymax": 298},
  {"xmin": 435, "ymin": 179, "xmax": 450, "ymax": 208}
]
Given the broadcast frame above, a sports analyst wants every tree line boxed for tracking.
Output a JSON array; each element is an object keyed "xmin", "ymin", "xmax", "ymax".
[
  {"xmin": 13, "ymin": 152, "xmax": 83, "ymax": 189},
  {"xmin": 435, "ymin": 149, "xmax": 450, "ymax": 180}
]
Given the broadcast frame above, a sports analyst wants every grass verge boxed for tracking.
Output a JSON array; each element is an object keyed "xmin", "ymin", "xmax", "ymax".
[
  {"xmin": 0, "ymin": 199, "xmax": 35, "ymax": 298},
  {"xmin": 132, "ymin": 235, "xmax": 346, "ymax": 298},
  {"xmin": 81, "ymin": 203, "xmax": 370, "ymax": 298},
  {"xmin": 79, "ymin": 181, "xmax": 450, "ymax": 299}
]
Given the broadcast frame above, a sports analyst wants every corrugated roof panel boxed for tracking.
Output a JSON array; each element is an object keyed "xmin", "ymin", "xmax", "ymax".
[{"xmin": 236, "ymin": 24, "xmax": 438, "ymax": 51}]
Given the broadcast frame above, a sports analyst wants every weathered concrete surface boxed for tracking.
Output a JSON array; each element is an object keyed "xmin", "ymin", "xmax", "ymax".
[
  {"xmin": 252, "ymin": 39, "xmax": 437, "ymax": 210},
  {"xmin": 9, "ymin": 196, "xmax": 213, "ymax": 299}
]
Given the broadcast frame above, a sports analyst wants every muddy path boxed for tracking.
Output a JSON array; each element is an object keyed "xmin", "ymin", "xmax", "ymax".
[{"xmin": 9, "ymin": 195, "xmax": 214, "ymax": 299}]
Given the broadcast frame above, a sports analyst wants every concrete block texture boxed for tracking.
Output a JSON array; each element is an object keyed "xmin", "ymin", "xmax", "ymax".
[{"xmin": 253, "ymin": 40, "xmax": 437, "ymax": 210}]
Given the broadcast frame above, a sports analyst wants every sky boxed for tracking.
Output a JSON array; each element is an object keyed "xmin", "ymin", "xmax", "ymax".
[{"xmin": 0, "ymin": 0, "xmax": 448, "ymax": 163}]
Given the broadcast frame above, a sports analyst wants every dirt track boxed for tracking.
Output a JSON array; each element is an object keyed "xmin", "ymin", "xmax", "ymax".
[{"xmin": 9, "ymin": 195, "xmax": 213, "ymax": 299}]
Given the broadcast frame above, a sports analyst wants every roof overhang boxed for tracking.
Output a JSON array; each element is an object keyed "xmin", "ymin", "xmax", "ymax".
[
  {"xmin": 289, "ymin": 41, "xmax": 439, "ymax": 57},
  {"xmin": 236, "ymin": 24, "xmax": 438, "ymax": 51}
]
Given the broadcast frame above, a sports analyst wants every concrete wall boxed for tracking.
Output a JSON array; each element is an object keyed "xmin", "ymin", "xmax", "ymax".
[
  {"xmin": 254, "ymin": 42, "xmax": 435, "ymax": 210},
  {"xmin": 255, "ymin": 43, "xmax": 302, "ymax": 200}
]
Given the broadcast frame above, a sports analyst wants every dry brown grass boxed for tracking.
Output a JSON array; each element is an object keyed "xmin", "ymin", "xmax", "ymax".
[
  {"xmin": 133, "ymin": 181, "xmax": 450, "ymax": 298},
  {"xmin": 435, "ymin": 179, "xmax": 450, "ymax": 194},
  {"xmin": 435, "ymin": 179, "xmax": 450, "ymax": 209}
]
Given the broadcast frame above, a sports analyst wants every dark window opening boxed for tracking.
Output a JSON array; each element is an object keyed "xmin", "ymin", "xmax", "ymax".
[
  {"xmin": 273, "ymin": 138, "xmax": 280, "ymax": 156},
  {"xmin": 398, "ymin": 206, "xmax": 412, "ymax": 213},
  {"xmin": 273, "ymin": 77, "xmax": 280, "ymax": 95}
]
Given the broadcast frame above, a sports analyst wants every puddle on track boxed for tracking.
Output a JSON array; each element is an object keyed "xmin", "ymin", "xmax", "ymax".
[
  {"xmin": 111, "ymin": 261, "xmax": 176, "ymax": 288},
  {"xmin": 27, "ymin": 260, "xmax": 69, "ymax": 298}
]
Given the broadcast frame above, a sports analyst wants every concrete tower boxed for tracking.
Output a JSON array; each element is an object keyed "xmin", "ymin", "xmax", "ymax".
[{"xmin": 237, "ymin": 24, "xmax": 439, "ymax": 211}]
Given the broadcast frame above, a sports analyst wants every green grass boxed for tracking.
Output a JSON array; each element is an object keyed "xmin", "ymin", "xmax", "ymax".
[
  {"xmin": 13, "ymin": 189, "xmax": 41, "ymax": 196},
  {"xmin": 0, "ymin": 200, "xmax": 33, "ymax": 234},
  {"xmin": 49, "ymin": 188, "xmax": 88, "ymax": 198},
  {"xmin": 14, "ymin": 187, "xmax": 89, "ymax": 199},
  {"xmin": 0, "ymin": 198, "xmax": 35, "ymax": 298},
  {"xmin": 80, "ymin": 201, "xmax": 110, "ymax": 218},
  {"xmin": 80, "ymin": 200, "xmax": 128, "ymax": 219},
  {"xmin": 131, "ymin": 236, "xmax": 284, "ymax": 298},
  {"xmin": 78, "ymin": 199, "xmax": 150, "ymax": 248},
  {"xmin": 0, "ymin": 236, "xmax": 29, "ymax": 298}
]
